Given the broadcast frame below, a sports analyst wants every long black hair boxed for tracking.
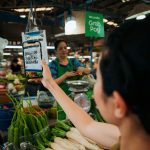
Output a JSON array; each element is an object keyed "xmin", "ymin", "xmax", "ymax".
[
  {"xmin": 100, "ymin": 15, "xmax": 150, "ymax": 134},
  {"xmin": 54, "ymin": 39, "xmax": 68, "ymax": 50}
]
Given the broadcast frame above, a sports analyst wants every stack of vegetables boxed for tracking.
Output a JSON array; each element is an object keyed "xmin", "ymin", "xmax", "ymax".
[
  {"xmin": 7, "ymin": 95, "xmax": 104, "ymax": 150},
  {"xmin": 7, "ymin": 95, "xmax": 50, "ymax": 150},
  {"xmin": 47, "ymin": 121, "xmax": 104, "ymax": 150}
]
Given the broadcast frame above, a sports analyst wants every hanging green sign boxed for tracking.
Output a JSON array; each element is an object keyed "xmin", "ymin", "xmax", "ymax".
[{"xmin": 85, "ymin": 11, "xmax": 104, "ymax": 37}]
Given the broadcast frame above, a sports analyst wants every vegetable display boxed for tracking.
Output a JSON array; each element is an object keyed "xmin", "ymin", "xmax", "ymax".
[
  {"xmin": 7, "ymin": 95, "xmax": 49, "ymax": 149},
  {"xmin": 7, "ymin": 95, "xmax": 104, "ymax": 150}
]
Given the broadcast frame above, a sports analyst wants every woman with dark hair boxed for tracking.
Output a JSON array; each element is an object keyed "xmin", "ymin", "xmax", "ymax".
[
  {"xmin": 41, "ymin": 15, "xmax": 150, "ymax": 150},
  {"xmin": 10, "ymin": 58, "xmax": 21, "ymax": 73},
  {"xmin": 49, "ymin": 39, "xmax": 91, "ymax": 94}
]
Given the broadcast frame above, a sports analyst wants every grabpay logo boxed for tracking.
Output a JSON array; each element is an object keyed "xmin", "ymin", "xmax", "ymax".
[{"xmin": 88, "ymin": 16, "xmax": 101, "ymax": 34}]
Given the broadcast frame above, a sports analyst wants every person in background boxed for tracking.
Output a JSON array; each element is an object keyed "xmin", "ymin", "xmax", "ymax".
[
  {"xmin": 91, "ymin": 57, "xmax": 99, "ymax": 79},
  {"xmin": 49, "ymin": 39, "xmax": 91, "ymax": 94},
  {"xmin": 41, "ymin": 15, "xmax": 150, "ymax": 150},
  {"xmin": 10, "ymin": 58, "xmax": 22, "ymax": 74}
]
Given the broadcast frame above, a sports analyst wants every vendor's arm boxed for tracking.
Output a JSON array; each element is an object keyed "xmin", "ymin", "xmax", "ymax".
[
  {"xmin": 28, "ymin": 78, "xmax": 42, "ymax": 83},
  {"xmin": 72, "ymin": 58, "xmax": 91, "ymax": 74},
  {"xmin": 77, "ymin": 66, "xmax": 91, "ymax": 74},
  {"xmin": 55, "ymin": 71, "xmax": 78, "ymax": 85},
  {"xmin": 42, "ymin": 61, "xmax": 120, "ymax": 148}
]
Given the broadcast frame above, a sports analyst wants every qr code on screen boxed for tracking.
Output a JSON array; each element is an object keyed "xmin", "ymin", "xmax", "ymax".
[{"xmin": 25, "ymin": 51, "xmax": 39, "ymax": 64}]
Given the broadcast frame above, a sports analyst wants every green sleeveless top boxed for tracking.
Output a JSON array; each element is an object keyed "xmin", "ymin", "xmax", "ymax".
[{"xmin": 56, "ymin": 58, "xmax": 82, "ymax": 95}]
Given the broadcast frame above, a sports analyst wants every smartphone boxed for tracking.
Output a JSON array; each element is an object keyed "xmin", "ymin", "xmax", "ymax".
[{"xmin": 22, "ymin": 40, "xmax": 43, "ymax": 79}]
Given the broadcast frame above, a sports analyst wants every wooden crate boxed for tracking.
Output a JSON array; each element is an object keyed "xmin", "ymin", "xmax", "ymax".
[{"xmin": 0, "ymin": 89, "xmax": 11, "ymax": 104}]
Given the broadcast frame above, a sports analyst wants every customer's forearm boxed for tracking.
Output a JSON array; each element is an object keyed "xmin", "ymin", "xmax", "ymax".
[
  {"xmin": 47, "ymin": 79, "xmax": 93, "ymax": 130},
  {"xmin": 54, "ymin": 74, "xmax": 66, "ymax": 84}
]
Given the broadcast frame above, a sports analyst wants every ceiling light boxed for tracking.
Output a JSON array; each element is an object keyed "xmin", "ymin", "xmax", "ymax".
[
  {"xmin": 126, "ymin": 10, "xmax": 150, "ymax": 20},
  {"xmin": 20, "ymin": 15, "xmax": 26, "ymax": 18},
  {"xmin": 103, "ymin": 18, "xmax": 108, "ymax": 23},
  {"xmin": 47, "ymin": 46, "xmax": 71, "ymax": 49},
  {"xmin": 14, "ymin": 8, "xmax": 24, "ymax": 12},
  {"xmin": 136, "ymin": 14, "xmax": 146, "ymax": 20},
  {"xmin": 3, "ymin": 53, "xmax": 11, "ymax": 56},
  {"xmin": 107, "ymin": 21, "xmax": 114, "ymax": 25},
  {"xmin": 46, "ymin": 8, "xmax": 53, "ymax": 11},
  {"xmin": 5, "ymin": 45, "xmax": 71, "ymax": 49},
  {"xmin": 113, "ymin": 23, "xmax": 118, "ymax": 27},
  {"xmin": 126, "ymin": 4, "xmax": 150, "ymax": 20},
  {"xmin": 54, "ymin": 32, "xmax": 65, "ymax": 37},
  {"xmin": 122, "ymin": 0, "xmax": 130, "ymax": 2},
  {"xmin": 65, "ymin": 16, "xmax": 77, "ymax": 35},
  {"xmin": 13, "ymin": 7, "xmax": 54, "ymax": 12},
  {"xmin": 18, "ymin": 52, "xmax": 23, "ymax": 55},
  {"xmin": 6, "ymin": 45, "xmax": 22, "ymax": 49}
]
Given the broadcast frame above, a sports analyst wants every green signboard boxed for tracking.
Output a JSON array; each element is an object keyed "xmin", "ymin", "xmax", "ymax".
[{"xmin": 85, "ymin": 11, "xmax": 104, "ymax": 37}]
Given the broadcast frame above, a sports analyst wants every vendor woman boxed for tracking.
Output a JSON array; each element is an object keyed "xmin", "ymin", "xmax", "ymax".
[{"xmin": 49, "ymin": 39, "xmax": 91, "ymax": 94}]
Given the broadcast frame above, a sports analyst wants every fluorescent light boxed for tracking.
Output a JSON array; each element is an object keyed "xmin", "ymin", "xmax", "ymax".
[
  {"xmin": 136, "ymin": 14, "xmax": 146, "ymax": 20},
  {"xmin": 47, "ymin": 46, "xmax": 54, "ymax": 49},
  {"xmin": 103, "ymin": 18, "xmax": 108, "ymax": 23},
  {"xmin": 126, "ymin": 10, "xmax": 150, "ymax": 20},
  {"xmin": 3, "ymin": 53, "xmax": 11, "ymax": 56},
  {"xmin": 47, "ymin": 46, "xmax": 71, "ymax": 49},
  {"xmin": 113, "ymin": 23, "xmax": 118, "ymax": 27},
  {"xmin": 13, "ymin": 7, "xmax": 54, "ymax": 12},
  {"xmin": 54, "ymin": 33, "xmax": 65, "ymax": 37},
  {"xmin": 18, "ymin": 52, "xmax": 23, "ymax": 55},
  {"xmin": 5, "ymin": 45, "xmax": 71, "ymax": 49},
  {"xmin": 107, "ymin": 21, "xmax": 114, "ymax": 25},
  {"xmin": 6, "ymin": 45, "xmax": 22, "ymax": 49},
  {"xmin": 20, "ymin": 15, "xmax": 26, "ymax": 18},
  {"xmin": 122, "ymin": 0, "xmax": 129, "ymax": 2}
]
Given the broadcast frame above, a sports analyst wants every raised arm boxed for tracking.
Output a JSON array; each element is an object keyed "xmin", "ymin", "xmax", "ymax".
[{"xmin": 41, "ymin": 61, "xmax": 120, "ymax": 148}]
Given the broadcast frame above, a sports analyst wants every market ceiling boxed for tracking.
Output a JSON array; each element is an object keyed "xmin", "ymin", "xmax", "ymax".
[{"xmin": 0, "ymin": 0, "xmax": 150, "ymax": 46}]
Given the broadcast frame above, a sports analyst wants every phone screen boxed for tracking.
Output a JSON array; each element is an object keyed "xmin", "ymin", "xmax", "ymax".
[{"xmin": 23, "ymin": 41, "xmax": 43, "ymax": 79}]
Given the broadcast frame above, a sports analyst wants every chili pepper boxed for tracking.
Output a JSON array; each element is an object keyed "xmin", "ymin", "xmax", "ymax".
[
  {"xmin": 14, "ymin": 127, "xmax": 19, "ymax": 147},
  {"xmin": 24, "ymin": 126, "xmax": 31, "ymax": 141},
  {"xmin": 42, "ymin": 113, "xmax": 48, "ymax": 126},
  {"xmin": 19, "ymin": 122, "xmax": 24, "ymax": 142},
  {"xmin": 25, "ymin": 114, "xmax": 38, "ymax": 134},
  {"xmin": 35, "ymin": 116, "xmax": 43, "ymax": 131},
  {"xmin": 35, "ymin": 134, "xmax": 45, "ymax": 150},
  {"xmin": 8, "ymin": 124, "xmax": 14, "ymax": 143},
  {"xmin": 38, "ymin": 115, "xmax": 47, "ymax": 128}
]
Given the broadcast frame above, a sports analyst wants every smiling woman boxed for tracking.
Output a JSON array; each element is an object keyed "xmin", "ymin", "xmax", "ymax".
[{"xmin": 48, "ymin": 39, "xmax": 91, "ymax": 94}]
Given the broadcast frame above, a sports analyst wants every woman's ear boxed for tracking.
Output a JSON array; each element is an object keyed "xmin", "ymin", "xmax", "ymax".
[{"xmin": 112, "ymin": 91, "xmax": 127, "ymax": 119}]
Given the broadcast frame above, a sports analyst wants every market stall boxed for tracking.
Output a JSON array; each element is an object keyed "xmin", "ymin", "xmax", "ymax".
[{"xmin": 0, "ymin": 1, "xmax": 149, "ymax": 150}]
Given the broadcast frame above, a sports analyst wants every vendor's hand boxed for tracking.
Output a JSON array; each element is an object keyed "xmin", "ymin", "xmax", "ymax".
[
  {"xmin": 28, "ymin": 78, "xmax": 41, "ymax": 83},
  {"xmin": 41, "ymin": 60, "xmax": 53, "ymax": 89},
  {"xmin": 64, "ymin": 71, "xmax": 78, "ymax": 78},
  {"xmin": 77, "ymin": 67, "xmax": 91, "ymax": 75},
  {"xmin": 76, "ymin": 67, "xmax": 84, "ymax": 75}
]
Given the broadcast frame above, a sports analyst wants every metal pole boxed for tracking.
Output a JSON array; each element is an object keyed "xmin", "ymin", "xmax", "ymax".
[{"xmin": 89, "ymin": 38, "xmax": 93, "ymax": 68}]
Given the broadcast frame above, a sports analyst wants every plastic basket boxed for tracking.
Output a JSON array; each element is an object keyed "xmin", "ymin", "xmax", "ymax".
[{"xmin": 0, "ymin": 102, "xmax": 14, "ymax": 131}]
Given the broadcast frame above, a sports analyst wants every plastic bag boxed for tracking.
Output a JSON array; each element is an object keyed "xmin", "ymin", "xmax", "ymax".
[{"xmin": 74, "ymin": 93, "xmax": 91, "ymax": 112}]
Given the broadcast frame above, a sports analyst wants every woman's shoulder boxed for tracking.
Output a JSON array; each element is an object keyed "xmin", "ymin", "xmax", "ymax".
[
  {"xmin": 70, "ymin": 58, "xmax": 84, "ymax": 67},
  {"xmin": 49, "ymin": 60, "xmax": 57, "ymax": 68}
]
